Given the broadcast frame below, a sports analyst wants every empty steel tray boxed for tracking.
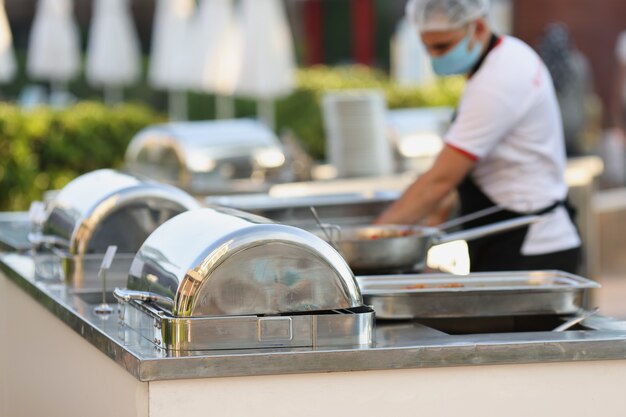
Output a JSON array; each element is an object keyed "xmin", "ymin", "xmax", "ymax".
[{"xmin": 356, "ymin": 271, "xmax": 600, "ymax": 319}]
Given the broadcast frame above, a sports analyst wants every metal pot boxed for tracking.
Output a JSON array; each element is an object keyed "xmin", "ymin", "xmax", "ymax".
[{"xmin": 322, "ymin": 215, "xmax": 540, "ymax": 273}]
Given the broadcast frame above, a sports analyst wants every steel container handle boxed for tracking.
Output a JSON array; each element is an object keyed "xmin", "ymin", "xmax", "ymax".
[
  {"xmin": 27, "ymin": 232, "xmax": 71, "ymax": 249},
  {"xmin": 113, "ymin": 288, "xmax": 175, "ymax": 309},
  {"xmin": 433, "ymin": 215, "xmax": 541, "ymax": 245},
  {"xmin": 435, "ymin": 205, "xmax": 505, "ymax": 231}
]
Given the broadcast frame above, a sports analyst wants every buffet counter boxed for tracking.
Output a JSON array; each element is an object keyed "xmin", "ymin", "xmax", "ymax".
[{"xmin": 3, "ymin": 253, "xmax": 626, "ymax": 417}]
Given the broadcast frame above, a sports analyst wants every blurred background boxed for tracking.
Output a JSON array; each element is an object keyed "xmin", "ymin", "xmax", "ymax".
[
  {"xmin": 2, "ymin": 0, "xmax": 626, "ymax": 316},
  {"xmin": 2, "ymin": 0, "xmax": 625, "ymax": 119}
]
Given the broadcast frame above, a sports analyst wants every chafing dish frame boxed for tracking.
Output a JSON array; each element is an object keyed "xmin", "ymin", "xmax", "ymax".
[
  {"xmin": 356, "ymin": 270, "xmax": 600, "ymax": 319},
  {"xmin": 116, "ymin": 295, "xmax": 375, "ymax": 351}
]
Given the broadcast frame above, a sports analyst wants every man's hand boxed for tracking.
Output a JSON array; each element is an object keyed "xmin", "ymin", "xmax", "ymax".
[{"xmin": 374, "ymin": 145, "xmax": 476, "ymax": 225}]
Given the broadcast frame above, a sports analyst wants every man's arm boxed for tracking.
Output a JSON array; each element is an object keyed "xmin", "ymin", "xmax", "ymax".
[{"xmin": 374, "ymin": 145, "xmax": 476, "ymax": 225}]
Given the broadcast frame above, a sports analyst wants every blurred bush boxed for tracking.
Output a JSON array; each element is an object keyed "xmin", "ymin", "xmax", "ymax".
[
  {"xmin": 193, "ymin": 66, "xmax": 464, "ymax": 160},
  {"xmin": 0, "ymin": 102, "xmax": 161, "ymax": 210},
  {"xmin": 274, "ymin": 66, "xmax": 464, "ymax": 159}
]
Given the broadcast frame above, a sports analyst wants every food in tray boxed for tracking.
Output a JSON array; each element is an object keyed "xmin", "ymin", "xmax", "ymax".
[
  {"xmin": 404, "ymin": 282, "xmax": 465, "ymax": 290},
  {"xmin": 360, "ymin": 229, "xmax": 416, "ymax": 240},
  {"xmin": 436, "ymin": 282, "xmax": 465, "ymax": 288},
  {"xmin": 405, "ymin": 284, "xmax": 427, "ymax": 289}
]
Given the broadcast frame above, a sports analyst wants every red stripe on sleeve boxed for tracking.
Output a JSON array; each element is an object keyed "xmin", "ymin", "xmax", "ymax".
[{"xmin": 446, "ymin": 143, "xmax": 479, "ymax": 161}]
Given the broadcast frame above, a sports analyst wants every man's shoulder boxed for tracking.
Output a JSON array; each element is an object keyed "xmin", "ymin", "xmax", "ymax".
[
  {"xmin": 493, "ymin": 36, "xmax": 540, "ymax": 64},
  {"xmin": 469, "ymin": 35, "xmax": 544, "ymax": 91}
]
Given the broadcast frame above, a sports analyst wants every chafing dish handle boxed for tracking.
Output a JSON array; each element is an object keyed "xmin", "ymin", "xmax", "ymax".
[
  {"xmin": 27, "ymin": 232, "xmax": 71, "ymax": 249},
  {"xmin": 113, "ymin": 288, "xmax": 174, "ymax": 309}
]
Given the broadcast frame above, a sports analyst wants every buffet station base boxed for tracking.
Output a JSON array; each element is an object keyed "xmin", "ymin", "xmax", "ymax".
[{"xmin": 3, "ymin": 252, "xmax": 626, "ymax": 417}]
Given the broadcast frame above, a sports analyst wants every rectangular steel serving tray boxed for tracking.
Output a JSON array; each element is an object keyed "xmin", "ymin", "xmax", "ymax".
[
  {"xmin": 0, "ymin": 212, "xmax": 32, "ymax": 251},
  {"xmin": 356, "ymin": 271, "xmax": 601, "ymax": 319},
  {"xmin": 118, "ymin": 298, "xmax": 375, "ymax": 351}
]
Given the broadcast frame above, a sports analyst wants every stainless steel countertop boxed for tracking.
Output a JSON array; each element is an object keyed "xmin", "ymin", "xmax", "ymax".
[{"xmin": 3, "ymin": 252, "xmax": 626, "ymax": 382}]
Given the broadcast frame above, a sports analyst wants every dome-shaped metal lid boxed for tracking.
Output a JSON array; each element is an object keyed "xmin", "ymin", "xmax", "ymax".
[
  {"xmin": 42, "ymin": 169, "xmax": 201, "ymax": 255},
  {"xmin": 127, "ymin": 208, "xmax": 363, "ymax": 317}
]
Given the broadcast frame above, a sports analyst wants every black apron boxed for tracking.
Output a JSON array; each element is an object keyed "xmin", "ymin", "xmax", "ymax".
[
  {"xmin": 457, "ymin": 176, "xmax": 581, "ymax": 273},
  {"xmin": 453, "ymin": 33, "xmax": 581, "ymax": 273}
]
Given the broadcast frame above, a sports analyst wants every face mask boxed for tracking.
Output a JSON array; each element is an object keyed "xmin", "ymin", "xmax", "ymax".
[{"xmin": 430, "ymin": 28, "xmax": 483, "ymax": 76}]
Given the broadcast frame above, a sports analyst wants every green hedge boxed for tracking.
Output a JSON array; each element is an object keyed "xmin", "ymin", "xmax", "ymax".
[
  {"xmin": 274, "ymin": 66, "xmax": 464, "ymax": 159},
  {"xmin": 0, "ymin": 102, "xmax": 162, "ymax": 210}
]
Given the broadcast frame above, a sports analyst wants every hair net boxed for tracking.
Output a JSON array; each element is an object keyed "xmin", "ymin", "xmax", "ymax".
[{"xmin": 406, "ymin": 0, "xmax": 490, "ymax": 32}]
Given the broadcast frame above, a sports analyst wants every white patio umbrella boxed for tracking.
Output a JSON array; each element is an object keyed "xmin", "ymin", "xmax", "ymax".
[
  {"xmin": 233, "ymin": 0, "xmax": 296, "ymax": 130},
  {"xmin": 27, "ymin": 0, "xmax": 80, "ymax": 94},
  {"xmin": 149, "ymin": 0, "xmax": 196, "ymax": 121},
  {"xmin": 0, "ymin": 0, "xmax": 16, "ymax": 86},
  {"xmin": 86, "ymin": 0, "xmax": 141, "ymax": 105},
  {"xmin": 191, "ymin": 0, "xmax": 241, "ymax": 119},
  {"xmin": 391, "ymin": 17, "xmax": 434, "ymax": 86}
]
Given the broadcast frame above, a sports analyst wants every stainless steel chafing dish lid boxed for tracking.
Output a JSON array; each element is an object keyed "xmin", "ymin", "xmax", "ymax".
[
  {"xmin": 41, "ymin": 169, "xmax": 201, "ymax": 255},
  {"xmin": 127, "ymin": 207, "xmax": 363, "ymax": 317},
  {"xmin": 124, "ymin": 119, "xmax": 285, "ymax": 190}
]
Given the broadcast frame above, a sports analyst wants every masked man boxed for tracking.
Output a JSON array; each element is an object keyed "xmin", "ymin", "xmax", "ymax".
[{"xmin": 375, "ymin": 0, "xmax": 581, "ymax": 273}]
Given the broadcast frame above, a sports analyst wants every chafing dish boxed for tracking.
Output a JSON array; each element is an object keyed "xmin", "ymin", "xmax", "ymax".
[
  {"xmin": 115, "ymin": 207, "xmax": 374, "ymax": 351},
  {"xmin": 33, "ymin": 169, "xmax": 200, "ymax": 289},
  {"xmin": 205, "ymin": 190, "xmax": 399, "ymax": 229},
  {"xmin": 356, "ymin": 271, "xmax": 600, "ymax": 319},
  {"xmin": 124, "ymin": 119, "xmax": 290, "ymax": 195}
]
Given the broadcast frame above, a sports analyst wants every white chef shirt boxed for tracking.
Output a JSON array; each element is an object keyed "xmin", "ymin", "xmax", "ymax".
[{"xmin": 445, "ymin": 36, "xmax": 581, "ymax": 255}]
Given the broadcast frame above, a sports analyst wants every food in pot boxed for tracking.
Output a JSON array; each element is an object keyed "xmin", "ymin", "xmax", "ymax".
[{"xmin": 360, "ymin": 228, "xmax": 416, "ymax": 240}]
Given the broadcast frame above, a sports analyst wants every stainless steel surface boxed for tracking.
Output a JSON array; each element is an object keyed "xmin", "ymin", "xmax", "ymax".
[
  {"xmin": 4, "ymin": 253, "xmax": 626, "ymax": 382},
  {"xmin": 128, "ymin": 207, "xmax": 361, "ymax": 317},
  {"xmin": 124, "ymin": 119, "xmax": 289, "ymax": 194},
  {"xmin": 206, "ymin": 191, "xmax": 399, "ymax": 229},
  {"xmin": 553, "ymin": 307, "xmax": 600, "ymax": 332},
  {"xmin": 357, "ymin": 271, "xmax": 600, "ymax": 319},
  {"xmin": 0, "ymin": 212, "xmax": 31, "ymax": 251},
  {"xmin": 330, "ymin": 215, "xmax": 539, "ymax": 272}
]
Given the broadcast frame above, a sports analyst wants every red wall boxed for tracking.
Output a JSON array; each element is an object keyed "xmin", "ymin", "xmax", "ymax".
[{"xmin": 513, "ymin": 0, "xmax": 626, "ymax": 125}]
